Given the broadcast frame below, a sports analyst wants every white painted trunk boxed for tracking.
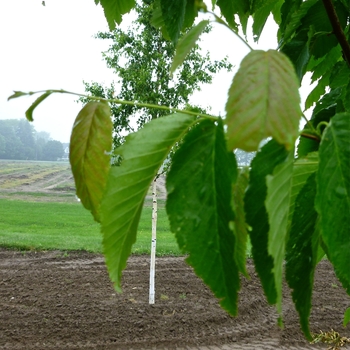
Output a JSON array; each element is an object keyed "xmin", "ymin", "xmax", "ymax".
[{"xmin": 149, "ymin": 178, "xmax": 157, "ymax": 304}]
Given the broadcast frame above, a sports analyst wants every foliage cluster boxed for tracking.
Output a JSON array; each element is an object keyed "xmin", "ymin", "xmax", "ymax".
[
  {"xmin": 0, "ymin": 119, "xmax": 64, "ymax": 161},
  {"xmin": 9, "ymin": 0, "xmax": 350, "ymax": 340}
]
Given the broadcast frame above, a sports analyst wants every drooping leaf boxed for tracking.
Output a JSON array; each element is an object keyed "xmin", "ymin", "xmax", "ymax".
[
  {"xmin": 69, "ymin": 102, "xmax": 112, "ymax": 222},
  {"xmin": 286, "ymin": 173, "xmax": 318, "ymax": 340},
  {"xmin": 7, "ymin": 91, "xmax": 29, "ymax": 101},
  {"xmin": 252, "ymin": 0, "xmax": 283, "ymax": 42},
  {"xmin": 225, "ymin": 50, "xmax": 301, "ymax": 152},
  {"xmin": 101, "ymin": 114, "xmax": 196, "ymax": 292},
  {"xmin": 96, "ymin": 0, "xmax": 136, "ymax": 30},
  {"xmin": 232, "ymin": 167, "xmax": 250, "ymax": 278},
  {"xmin": 315, "ymin": 112, "xmax": 350, "ymax": 294},
  {"xmin": 160, "ymin": 0, "xmax": 186, "ymax": 43},
  {"xmin": 344, "ymin": 307, "xmax": 350, "ymax": 327},
  {"xmin": 166, "ymin": 119, "xmax": 240, "ymax": 315},
  {"xmin": 289, "ymin": 152, "xmax": 318, "ymax": 223},
  {"xmin": 25, "ymin": 92, "xmax": 52, "ymax": 122},
  {"xmin": 216, "ymin": 0, "xmax": 249, "ymax": 32},
  {"xmin": 266, "ymin": 151, "xmax": 294, "ymax": 320},
  {"xmin": 244, "ymin": 139, "xmax": 289, "ymax": 304},
  {"xmin": 171, "ymin": 20, "xmax": 209, "ymax": 74}
]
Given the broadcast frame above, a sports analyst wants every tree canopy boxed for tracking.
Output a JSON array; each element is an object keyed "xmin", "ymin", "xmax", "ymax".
[
  {"xmin": 10, "ymin": 0, "xmax": 350, "ymax": 339},
  {"xmin": 82, "ymin": 2, "xmax": 231, "ymax": 147}
]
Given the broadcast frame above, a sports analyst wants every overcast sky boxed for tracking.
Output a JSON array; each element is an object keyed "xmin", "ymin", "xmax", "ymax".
[{"xmin": 1, "ymin": 1, "xmax": 307, "ymax": 143}]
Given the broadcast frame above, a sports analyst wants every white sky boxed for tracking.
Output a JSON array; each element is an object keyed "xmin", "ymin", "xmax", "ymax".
[{"xmin": 0, "ymin": 1, "xmax": 311, "ymax": 143}]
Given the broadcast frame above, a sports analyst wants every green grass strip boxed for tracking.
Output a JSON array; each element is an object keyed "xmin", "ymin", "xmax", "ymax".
[{"xmin": 0, "ymin": 198, "xmax": 181, "ymax": 255}]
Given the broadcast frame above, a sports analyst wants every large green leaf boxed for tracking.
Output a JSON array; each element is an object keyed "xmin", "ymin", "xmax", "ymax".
[
  {"xmin": 266, "ymin": 151, "xmax": 294, "ymax": 320},
  {"xmin": 244, "ymin": 139, "xmax": 289, "ymax": 304},
  {"xmin": 96, "ymin": 0, "xmax": 135, "ymax": 30},
  {"xmin": 160, "ymin": 0, "xmax": 186, "ymax": 43},
  {"xmin": 69, "ymin": 102, "xmax": 112, "ymax": 222},
  {"xmin": 289, "ymin": 152, "xmax": 318, "ymax": 223},
  {"xmin": 315, "ymin": 112, "xmax": 350, "ymax": 294},
  {"xmin": 225, "ymin": 50, "xmax": 301, "ymax": 152},
  {"xmin": 232, "ymin": 167, "xmax": 250, "ymax": 278},
  {"xmin": 166, "ymin": 119, "xmax": 240, "ymax": 315},
  {"xmin": 286, "ymin": 173, "xmax": 318, "ymax": 340},
  {"xmin": 101, "ymin": 114, "xmax": 196, "ymax": 292},
  {"xmin": 171, "ymin": 20, "xmax": 209, "ymax": 74}
]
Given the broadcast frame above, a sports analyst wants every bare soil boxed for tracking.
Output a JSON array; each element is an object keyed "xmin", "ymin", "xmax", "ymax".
[
  {"xmin": 0, "ymin": 249, "xmax": 349, "ymax": 350},
  {"xmin": 1, "ymin": 160, "xmax": 349, "ymax": 349}
]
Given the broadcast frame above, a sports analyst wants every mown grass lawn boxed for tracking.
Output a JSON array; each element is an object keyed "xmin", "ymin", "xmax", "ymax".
[{"xmin": 0, "ymin": 198, "xmax": 181, "ymax": 255}]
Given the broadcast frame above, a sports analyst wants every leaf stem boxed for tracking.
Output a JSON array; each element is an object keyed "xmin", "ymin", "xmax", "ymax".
[
  {"xmin": 322, "ymin": 0, "xmax": 350, "ymax": 68},
  {"xmin": 300, "ymin": 132, "xmax": 321, "ymax": 142},
  {"xmin": 22, "ymin": 89, "xmax": 219, "ymax": 121},
  {"xmin": 302, "ymin": 113, "xmax": 319, "ymax": 135}
]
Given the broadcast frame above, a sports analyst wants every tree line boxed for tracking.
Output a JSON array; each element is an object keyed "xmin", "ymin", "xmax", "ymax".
[{"xmin": 0, "ymin": 119, "xmax": 64, "ymax": 161}]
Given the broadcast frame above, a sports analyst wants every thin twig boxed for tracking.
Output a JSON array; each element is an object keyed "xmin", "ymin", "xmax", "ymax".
[{"xmin": 322, "ymin": 0, "xmax": 350, "ymax": 68}]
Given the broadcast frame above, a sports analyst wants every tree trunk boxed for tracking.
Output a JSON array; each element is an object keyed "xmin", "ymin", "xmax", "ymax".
[{"xmin": 149, "ymin": 178, "xmax": 157, "ymax": 304}]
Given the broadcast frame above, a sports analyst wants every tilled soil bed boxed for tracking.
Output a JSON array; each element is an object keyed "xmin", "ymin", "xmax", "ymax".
[{"xmin": 0, "ymin": 249, "xmax": 349, "ymax": 349}]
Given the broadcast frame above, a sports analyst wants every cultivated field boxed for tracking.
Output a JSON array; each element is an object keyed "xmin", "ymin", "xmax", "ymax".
[{"xmin": 0, "ymin": 160, "xmax": 349, "ymax": 349}]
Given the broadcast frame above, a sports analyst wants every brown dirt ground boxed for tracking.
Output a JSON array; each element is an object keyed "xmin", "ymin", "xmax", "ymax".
[
  {"xmin": 1, "ymin": 249, "xmax": 349, "ymax": 350},
  {"xmin": 1, "ymin": 161, "xmax": 349, "ymax": 349}
]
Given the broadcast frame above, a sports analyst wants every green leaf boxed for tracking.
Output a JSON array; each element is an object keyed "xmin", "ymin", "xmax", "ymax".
[
  {"xmin": 344, "ymin": 307, "xmax": 350, "ymax": 327},
  {"xmin": 225, "ymin": 50, "xmax": 301, "ymax": 152},
  {"xmin": 244, "ymin": 139, "xmax": 289, "ymax": 304},
  {"xmin": 282, "ymin": 0, "xmax": 317, "ymax": 44},
  {"xmin": 216, "ymin": 0, "xmax": 248, "ymax": 31},
  {"xmin": 315, "ymin": 112, "xmax": 350, "ymax": 294},
  {"xmin": 252, "ymin": 0, "xmax": 283, "ymax": 42},
  {"xmin": 69, "ymin": 101, "xmax": 112, "ymax": 222},
  {"xmin": 281, "ymin": 31, "xmax": 311, "ymax": 82},
  {"xmin": 289, "ymin": 152, "xmax": 318, "ymax": 223},
  {"xmin": 97, "ymin": 0, "xmax": 136, "ymax": 30},
  {"xmin": 7, "ymin": 91, "xmax": 29, "ymax": 101},
  {"xmin": 166, "ymin": 119, "xmax": 240, "ymax": 315},
  {"xmin": 266, "ymin": 151, "xmax": 294, "ymax": 319},
  {"xmin": 171, "ymin": 20, "xmax": 209, "ymax": 75},
  {"xmin": 232, "ymin": 167, "xmax": 250, "ymax": 278},
  {"xmin": 101, "ymin": 114, "xmax": 196, "ymax": 292},
  {"xmin": 160, "ymin": 0, "xmax": 186, "ymax": 43},
  {"xmin": 25, "ymin": 92, "xmax": 52, "ymax": 122},
  {"xmin": 309, "ymin": 45, "xmax": 342, "ymax": 83},
  {"xmin": 285, "ymin": 173, "xmax": 318, "ymax": 340},
  {"xmin": 304, "ymin": 71, "xmax": 330, "ymax": 111}
]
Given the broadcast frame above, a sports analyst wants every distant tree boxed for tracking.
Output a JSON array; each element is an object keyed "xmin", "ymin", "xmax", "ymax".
[
  {"xmin": 36, "ymin": 131, "xmax": 51, "ymax": 143},
  {"xmin": 42, "ymin": 140, "xmax": 64, "ymax": 161},
  {"xmin": 0, "ymin": 120, "xmax": 23, "ymax": 159},
  {"xmin": 16, "ymin": 119, "xmax": 35, "ymax": 159},
  {"xmin": 82, "ymin": 1, "xmax": 232, "ymax": 147}
]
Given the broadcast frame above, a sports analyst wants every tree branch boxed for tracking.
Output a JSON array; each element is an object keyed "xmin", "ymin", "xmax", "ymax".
[{"xmin": 322, "ymin": 0, "xmax": 350, "ymax": 68}]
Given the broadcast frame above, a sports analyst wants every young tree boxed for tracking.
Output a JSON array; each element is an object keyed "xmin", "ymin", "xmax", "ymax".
[
  {"xmin": 82, "ymin": 2, "xmax": 232, "ymax": 147},
  {"xmin": 11, "ymin": 0, "xmax": 350, "ymax": 340}
]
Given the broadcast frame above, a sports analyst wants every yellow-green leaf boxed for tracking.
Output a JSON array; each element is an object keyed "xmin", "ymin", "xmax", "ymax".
[
  {"xmin": 69, "ymin": 101, "xmax": 112, "ymax": 222},
  {"xmin": 225, "ymin": 50, "xmax": 301, "ymax": 152}
]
